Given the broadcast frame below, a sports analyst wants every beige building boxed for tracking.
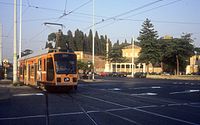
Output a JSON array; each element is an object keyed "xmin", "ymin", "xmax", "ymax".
[
  {"xmin": 110, "ymin": 44, "xmax": 162, "ymax": 73},
  {"xmin": 75, "ymin": 44, "xmax": 163, "ymax": 73},
  {"xmin": 186, "ymin": 55, "xmax": 200, "ymax": 74},
  {"xmin": 75, "ymin": 51, "xmax": 106, "ymax": 72}
]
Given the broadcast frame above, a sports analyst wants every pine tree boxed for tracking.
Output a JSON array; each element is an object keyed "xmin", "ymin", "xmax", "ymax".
[
  {"xmin": 66, "ymin": 30, "xmax": 75, "ymax": 51},
  {"xmin": 95, "ymin": 31, "xmax": 100, "ymax": 55},
  {"xmin": 87, "ymin": 29, "xmax": 93, "ymax": 53},
  {"xmin": 137, "ymin": 18, "xmax": 159, "ymax": 72}
]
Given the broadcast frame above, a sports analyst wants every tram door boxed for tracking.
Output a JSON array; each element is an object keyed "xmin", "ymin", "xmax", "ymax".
[
  {"xmin": 34, "ymin": 63, "xmax": 37, "ymax": 83},
  {"xmin": 47, "ymin": 58, "xmax": 54, "ymax": 81}
]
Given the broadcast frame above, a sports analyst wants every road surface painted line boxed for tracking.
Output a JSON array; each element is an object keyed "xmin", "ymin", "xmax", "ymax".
[
  {"xmin": 105, "ymin": 111, "xmax": 142, "ymax": 125},
  {"xmin": 80, "ymin": 94, "xmax": 199, "ymax": 125},
  {"xmin": 131, "ymin": 93, "xmax": 158, "ymax": 96},
  {"xmin": 80, "ymin": 86, "xmax": 177, "ymax": 104},
  {"xmin": 13, "ymin": 93, "xmax": 44, "ymax": 96},
  {"xmin": 170, "ymin": 90, "xmax": 200, "ymax": 94},
  {"xmin": 134, "ymin": 108, "xmax": 199, "ymax": 125},
  {"xmin": 106, "ymin": 107, "xmax": 131, "ymax": 112},
  {"xmin": 108, "ymin": 88, "xmax": 121, "ymax": 91},
  {"xmin": 130, "ymin": 86, "xmax": 161, "ymax": 90},
  {"xmin": 49, "ymin": 111, "xmax": 85, "ymax": 117},
  {"xmin": 0, "ymin": 115, "xmax": 45, "ymax": 121},
  {"xmin": 80, "ymin": 94, "xmax": 129, "ymax": 108}
]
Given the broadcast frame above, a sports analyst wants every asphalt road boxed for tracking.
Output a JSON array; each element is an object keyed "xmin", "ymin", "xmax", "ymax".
[{"xmin": 0, "ymin": 77, "xmax": 200, "ymax": 125}]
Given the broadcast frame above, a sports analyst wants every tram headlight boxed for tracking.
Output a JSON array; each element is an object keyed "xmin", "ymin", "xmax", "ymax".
[{"xmin": 64, "ymin": 77, "xmax": 70, "ymax": 82}]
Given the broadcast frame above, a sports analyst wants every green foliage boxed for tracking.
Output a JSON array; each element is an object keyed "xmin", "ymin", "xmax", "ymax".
[
  {"xmin": 137, "ymin": 18, "xmax": 159, "ymax": 65},
  {"xmin": 160, "ymin": 34, "xmax": 194, "ymax": 72},
  {"xmin": 46, "ymin": 29, "xmax": 110, "ymax": 56},
  {"xmin": 77, "ymin": 60, "xmax": 93, "ymax": 73},
  {"xmin": 137, "ymin": 19, "xmax": 195, "ymax": 74},
  {"xmin": 194, "ymin": 47, "xmax": 200, "ymax": 55},
  {"xmin": 108, "ymin": 39, "xmax": 130, "ymax": 63},
  {"xmin": 48, "ymin": 33, "xmax": 56, "ymax": 41}
]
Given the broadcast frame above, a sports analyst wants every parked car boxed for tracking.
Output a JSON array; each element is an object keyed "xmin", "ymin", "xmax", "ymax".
[
  {"xmin": 134, "ymin": 72, "xmax": 147, "ymax": 78},
  {"xmin": 110, "ymin": 72, "xmax": 127, "ymax": 77},
  {"xmin": 99, "ymin": 72, "xmax": 109, "ymax": 77}
]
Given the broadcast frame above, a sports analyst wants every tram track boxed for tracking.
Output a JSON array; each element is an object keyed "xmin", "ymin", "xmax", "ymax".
[
  {"xmin": 79, "ymin": 84, "xmax": 200, "ymax": 109},
  {"xmin": 55, "ymin": 93, "xmax": 141, "ymax": 125},
  {"xmin": 77, "ymin": 93, "xmax": 199, "ymax": 125}
]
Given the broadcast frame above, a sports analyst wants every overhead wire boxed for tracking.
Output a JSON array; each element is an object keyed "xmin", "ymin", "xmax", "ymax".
[
  {"xmin": 94, "ymin": 0, "xmax": 188, "ymax": 30},
  {"xmin": 57, "ymin": 0, "xmax": 92, "ymax": 20},
  {"xmin": 84, "ymin": 0, "xmax": 164, "ymax": 30},
  {"xmin": 5, "ymin": 2, "xmax": 30, "ymax": 38},
  {"xmin": 124, "ymin": 0, "xmax": 183, "ymax": 19},
  {"xmin": 64, "ymin": 0, "xmax": 68, "ymax": 14}
]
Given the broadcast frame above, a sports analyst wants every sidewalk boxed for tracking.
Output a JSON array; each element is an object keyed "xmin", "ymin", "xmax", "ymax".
[
  {"xmin": 79, "ymin": 78, "xmax": 106, "ymax": 83},
  {"xmin": 0, "ymin": 79, "xmax": 12, "ymax": 100}
]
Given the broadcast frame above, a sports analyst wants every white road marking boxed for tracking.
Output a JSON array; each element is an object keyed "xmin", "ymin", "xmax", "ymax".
[
  {"xmin": 134, "ymin": 108, "xmax": 199, "ymax": 125},
  {"xmin": 131, "ymin": 93, "xmax": 157, "ymax": 96},
  {"xmin": 49, "ymin": 111, "xmax": 85, "ymax": 117},
  {"xmin": 130, "ymin": 86, "xmax": 161, "ymax": 90},
  {"xmin": 80, "ymin": 94, "xmax": 200, "ymax": 125},
  {"xmin": 0, "ymin": 115, "xmax": 45, "ymax": 120},
  {"xmin": 109, "ymin": 88, "xmax": 121, "ymax": 91},
  {"xmin": 0, "ymin": 102, "xmax": 199, "ymax": 122},
  {"xmin": 81, "ymin": 86, "xmax": 177, "ymax": 104},
  {"xmin": 13, "ymin": 93, "xmax": 44, "ymax": 96},
  {"xmin": 151, "ymin": 86, "xmax": 161, "ymax": 89},
  {"xmin": 170, "ymin": 90, "xmax": 200, "ymax": 94}
]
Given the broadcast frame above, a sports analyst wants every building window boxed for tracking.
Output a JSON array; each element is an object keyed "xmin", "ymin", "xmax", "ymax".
[{"xmin": 126, "ymin": 65, "xmax": 130, "ymax": 68}]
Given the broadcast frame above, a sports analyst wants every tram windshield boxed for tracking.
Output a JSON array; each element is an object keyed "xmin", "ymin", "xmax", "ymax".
[{"xmin": 54, "ymin": 54, "xmax": 77, "ymax": 74}]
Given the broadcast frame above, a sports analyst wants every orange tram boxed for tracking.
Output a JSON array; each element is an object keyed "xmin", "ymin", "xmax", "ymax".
[{"xmin": 18, "ymin": 49, "xmax": 78, "ymax": 90}]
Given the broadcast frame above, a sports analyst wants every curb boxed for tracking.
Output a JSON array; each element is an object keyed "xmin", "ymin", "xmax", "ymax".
[
  {"xmin": 79, "ymin": 79, "xmax": 104, "ymax": 83},
  {"xmin": 147, "ymin": 75, "xmax": 200, "ymax": 81}
]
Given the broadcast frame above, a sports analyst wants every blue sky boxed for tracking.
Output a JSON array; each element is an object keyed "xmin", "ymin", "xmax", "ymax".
[{"xmin": 0, "ymin": 0, "xmax": 200, "ymax": 61}]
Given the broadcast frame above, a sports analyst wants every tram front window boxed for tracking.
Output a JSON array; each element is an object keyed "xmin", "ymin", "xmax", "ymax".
[{"xmin": 54, "ymin": 54, "xmax": 76, "ymax": 74}]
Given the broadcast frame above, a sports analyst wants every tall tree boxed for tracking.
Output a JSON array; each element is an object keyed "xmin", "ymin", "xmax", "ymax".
[
  {"xmin": 137, "ymin": 18, "xmax": 159, "ymax": 73},
  {"xmin": 66, "ymin": 30, "xmax": 75, "ymax": 50},
  {"xmin": 74, "ymin": 29, "xmax": 84, "ymax": 51},
  {"xmin": 87, "ymin": 29, "xmax": 93, "ymax": 53},
  {"xmin": 83, "ymin": 34, "xmax": 89, "ymax": 52},
  {"xmin": 94, "ymin": 31, "xmax": 100, "ymax": 55},
  {"xmin": 160, "ymin": 34, "xmax": 194, "ymax": 74}
]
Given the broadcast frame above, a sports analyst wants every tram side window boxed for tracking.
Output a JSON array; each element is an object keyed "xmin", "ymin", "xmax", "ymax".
[
  {"xmin": 24, "ymin": 65, "xmax": 27, "ymax": 76},
  {"xmin": 47, "ymin": 58, "xmax": 54, "ymax": 81},
  {"xmin": 30, "ymin": 65, "xmax": 34, "ymax": 77},
  {"xmin": 44, "ymin": 59, "xmax": 46, "ymax": 71},
  {"xmin": 38, "ymin": 59, "xmax": 42, "ymax": 71},
  {"xmin": 19, "ymin": 66, "xmax": 23, "ymax": 75},
  {"xmin": 28, "ymin": 64, "xmax": 30, "ymax": 80}
]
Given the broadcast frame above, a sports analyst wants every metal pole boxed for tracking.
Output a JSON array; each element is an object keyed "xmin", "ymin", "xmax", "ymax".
[
  {"xmin": 106, "ymin": 38, "xmax": 109, "ymax": 64},
  {"xmin": 19, "ymin": 0, "xmax": 22, "ymax": 58},
  {"xmin": 92, "ymin": 0, "xmax": 95, "ymax": 80},
  {"xmin": 131, "ymin": 37, "xmax": 135, "ymax": 77},
  {"xmin": 13, "ymin": 0, "xmax": 18, "ymax": 84},
  {"xmin": 44, "ymin": 91, "xmax": 49, "ymax": 125},
  {"xmin": 0, "ymin": 24, "xmax": 2, "ymax": 64}
]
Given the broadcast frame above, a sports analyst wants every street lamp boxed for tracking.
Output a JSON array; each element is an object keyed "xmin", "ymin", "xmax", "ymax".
[
  {"xmin": 87, "ymin": 61, "xmax": 91, "ymax": 80},
  {"xmin": 3, "ymin": 59, "xmax": 9, "ymax": 79}
]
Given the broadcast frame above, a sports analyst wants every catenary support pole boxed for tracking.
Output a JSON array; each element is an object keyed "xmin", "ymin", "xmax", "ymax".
[
  {"xmin": 0, "ymin": 24, "xmax": 2, "ymax": 64},
  {"xmin": 92, "ymin": 0, "xmax": 95, "ymax": 80},
  {"xmin": 13, "ymin": 0, "xmax": 18, "ymax": 84},
  {"xmin": 19, "ymin": 0, "xmax": 22, "ymax": 58}
]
